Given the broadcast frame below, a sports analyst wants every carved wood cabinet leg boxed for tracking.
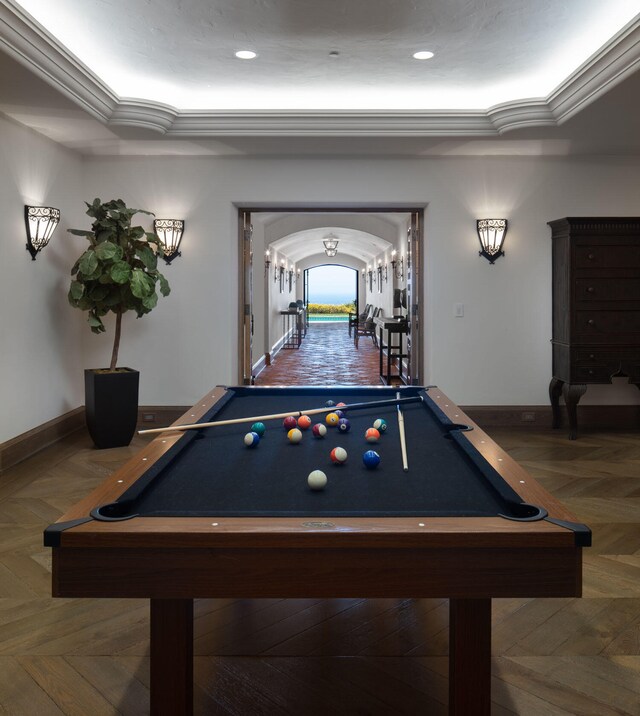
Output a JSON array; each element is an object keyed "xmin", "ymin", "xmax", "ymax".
[
  {"xmin": 562, "ymin": 383, "xmax": 587, "ymax": 440},
  {"xmin": 549, "ymin": 377, "xmax": 564, "ymax": 429}
]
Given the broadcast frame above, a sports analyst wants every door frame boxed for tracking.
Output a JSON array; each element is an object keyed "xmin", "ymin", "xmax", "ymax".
[{"xmin": 237, "ymin": 205, "xmax": 425, "ymax": 385}]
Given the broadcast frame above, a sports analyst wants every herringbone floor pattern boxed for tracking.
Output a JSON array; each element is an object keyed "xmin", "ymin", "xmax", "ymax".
[{"xmin": 1, "ymin": 343, "xmax": 639, "ymax": 713}]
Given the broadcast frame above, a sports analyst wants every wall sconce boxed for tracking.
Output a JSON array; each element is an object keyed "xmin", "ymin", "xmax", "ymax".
[
  {"xmin": 390, "ymin": 250, "xmax": 404, "ymax": 280},
  {"xmin": 288, "ymin": 267, "xmax": 294, "ymax": 293},
  {"xmin": 367, "ymin": 265, "xmax": 373, "ymax": 292},
  {"xmin": 154, "ymin": 219, "xmax": 184, "ymax": 264},
  {"xmin": 24, "ymin": 205, "xmax": 60, "ymax": 260},
  {"xmin": 279, "ymin": 259, "xmax": 285, "ymax": 292},
  {"xmin": 264, "ymin": 249, "xmax": 271, "ymax": 277},
  {"xmin": 477, "ymin": 218, "xmax": 507, "ymax": 264}
]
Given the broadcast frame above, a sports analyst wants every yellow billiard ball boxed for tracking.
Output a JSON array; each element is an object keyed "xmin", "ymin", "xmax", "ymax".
[{"xmin": 326, "ymin": 412, "xmax": 340, "ymax": 426}]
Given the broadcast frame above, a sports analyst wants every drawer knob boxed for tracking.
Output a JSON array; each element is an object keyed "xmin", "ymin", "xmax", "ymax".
[
  {"xmin": 587, "ymin": 319, "xmax": 595, "ymax": 325},
  {"xmin": 587, "ymin": 286, "xmax": 595, "ymax": 293}
]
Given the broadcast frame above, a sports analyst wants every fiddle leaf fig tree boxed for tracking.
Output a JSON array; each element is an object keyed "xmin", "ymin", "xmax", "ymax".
[{"xmin": 68, "ymin": 198, "xmax": 170, "ymax": 371}]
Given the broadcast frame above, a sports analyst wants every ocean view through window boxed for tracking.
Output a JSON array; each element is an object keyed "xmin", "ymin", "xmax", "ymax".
[{"xmin": 307, "ymin": 265, "xmax": 356, "ymax": 322}]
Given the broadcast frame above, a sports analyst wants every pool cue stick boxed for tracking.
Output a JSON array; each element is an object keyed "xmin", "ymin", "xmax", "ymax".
[
  {"xmin": 396, "ymin": 391, "xmax": 409, "ymax": 472},
  {"xmin": 138, "ymin": 395, "xmax": 423, "ymax": 435}
]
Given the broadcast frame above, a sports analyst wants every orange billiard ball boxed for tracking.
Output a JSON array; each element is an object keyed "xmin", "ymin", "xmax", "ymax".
[{"xmin": 297, "ymin": 415, "xmax": 312, "ymax": 430}]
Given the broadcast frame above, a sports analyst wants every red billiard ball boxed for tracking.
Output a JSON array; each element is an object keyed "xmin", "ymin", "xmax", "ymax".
[
  {"xmin": 330, "ymin": 447, "xmax": 347, "ymax": 464},
  {"xmin": 297, "ymin": 415, "xmax": 312, "ymax": 430},
  {"xmin": 312, "ymin": 423, "xmax": 327, "ymax": 438},
  {"xmin": 336, "ymin": 402, "xmax": 347, "ymax": 409},
  {"xmin": 365, "ymin": 427, "xmax": 380, "ymax": 443},
  {"xmin": 283, "ymin": 416, "xmax": 297, "ymax": 430}
]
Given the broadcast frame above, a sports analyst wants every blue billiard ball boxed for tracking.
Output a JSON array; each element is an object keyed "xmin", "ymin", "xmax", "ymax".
[
  {"xmin": 338, "ymin": 418, "xmax": 351, "ymax": 433},
  {"xmin": 244, "ymin": 431, "xmax": 260, "ymax": 447},
  {"xmin": 251, "ymin": 422, "xmax": 266, "ymax": 436},
  {"xmin": 334, "ymin": 410, "xmax": 345, "ymax": 419},
  {"xmin": 373, "ymin": 418, "xmax": 388, "ymax": 433},
  {"xmin": 325, "ymin": 400, "xmax": 335, "ymax": 407},
  {"xmin": 363, "ymin": 450, "xmax": 381, "ymax": 469}
]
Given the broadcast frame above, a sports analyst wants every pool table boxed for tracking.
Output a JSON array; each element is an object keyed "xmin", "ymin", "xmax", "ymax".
[{"xmin": 45, "ymin": 385, "xmax": 590, "ymax": 716}]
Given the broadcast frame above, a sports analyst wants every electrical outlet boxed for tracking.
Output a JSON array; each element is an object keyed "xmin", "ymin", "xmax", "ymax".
[
  {"xmin": 454, "ymin": 303, "xmax": 464, "ymax": 317},
  {"xmin": 142, "ymin": 413, "xmax": 156, "ymax": 422},
  {"xmin": 520, "ymin": 412, "xmax": 536, "ymax": 422}
]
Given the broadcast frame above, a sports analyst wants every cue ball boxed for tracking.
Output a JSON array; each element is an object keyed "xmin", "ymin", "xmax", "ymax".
[
  {"xmin": 326, "ymin": 412, "xmax": 340, "ymax": 426},
  {"xmin": 287, "ymin": 428, "xmax": 303, "ymax": 443},
  {"xmin": 373, "ymin": 418, "xmax": 388, "ymax": 433},
  {"xmin": 312, "ymin": 423, "xmax": 327, "ymax": 438},
  {"xmin": 363, "ymin": 450, "xmax": 381, "ymax": 469},
  {"xmin": 251, "ymin": 422, "xmax": 266, "ymax": 436},
  {"xmin": 338, "ymin": 418, "xmax": 351, "ymax": 433},
  {"xmin": 297, "ymin": 415, "xmax": 312, "ymax": 430},
  {"xmin": 243, "ymin": 431, "xmax": 260, "ymax": 447},
  {"xmin": 330, "ymin": 446, "xmax": 348, "ymax": 464},
  {"xmin": 308, "ymin": 470, "xmax": 327, "ymax": 490},
  {"xmin": 283, "ymin": 416, "xmax": 297, "ymax": 430},
  {"xmin": 365, "ymin": 427, "xmax": 380, "ymax": 443}
]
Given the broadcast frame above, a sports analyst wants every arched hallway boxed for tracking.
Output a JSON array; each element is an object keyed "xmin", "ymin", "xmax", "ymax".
[{"xmin": 254, "ymin": 322, "xmax": 381, "ymax": 385}]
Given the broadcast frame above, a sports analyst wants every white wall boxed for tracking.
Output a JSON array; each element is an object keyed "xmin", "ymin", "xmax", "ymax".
[
  {"xmin": 3, "ymin": 149, "xmax": 640, "ymax": 445},
  {"xmin": 0, "ymin": 115, "xmax": 86, "ymax": 442}
]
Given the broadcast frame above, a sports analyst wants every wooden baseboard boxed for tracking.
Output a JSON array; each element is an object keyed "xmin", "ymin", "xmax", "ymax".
[
  {"xmin": 137, "ymin": 406, "xmax": 191, "ymax": 429},
  {"xmin": 463, "ymin": 404, "xmax": 640, "ymax": 430},
  {"xmin": 0, "ymin": 408, "xmax": 85, "ymax": 473}
]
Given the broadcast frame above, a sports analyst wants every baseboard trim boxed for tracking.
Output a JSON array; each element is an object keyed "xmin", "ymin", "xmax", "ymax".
[
  {"xmin": 3, "ymin": 402, "xmax": 638, "ymax": 473},
  {"xmin": 463, "ymin": 404, "xmax": 640, "ymax": 429},
  {"xmin": 0, "ymin": 407, "xmax": 85, "ymax": 473}
]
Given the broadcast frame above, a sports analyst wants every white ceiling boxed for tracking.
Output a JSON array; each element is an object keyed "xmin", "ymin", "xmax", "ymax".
[{"xmin": 1, "ymin": 0, "xmax": 640, "ymax": 156}]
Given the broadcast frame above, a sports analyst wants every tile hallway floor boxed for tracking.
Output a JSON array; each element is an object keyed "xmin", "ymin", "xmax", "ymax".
[{"xmin": 254, "ymin": 321, "xmax": 382, "ymax": 385}]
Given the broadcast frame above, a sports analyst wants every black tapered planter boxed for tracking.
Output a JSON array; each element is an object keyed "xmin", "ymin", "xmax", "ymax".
[{"xmin": 85, "ymin": 368, "xmax": 139, "ymax": 449}]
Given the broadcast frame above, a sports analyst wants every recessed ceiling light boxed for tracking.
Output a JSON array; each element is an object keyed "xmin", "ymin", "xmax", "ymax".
[
  {"xmin": 235, "ymin": 50, "xmax": 257, "ymax": 60},
  {"xmin": 413, "ymin": 51, "xmax": 434, "ymax": 60}
]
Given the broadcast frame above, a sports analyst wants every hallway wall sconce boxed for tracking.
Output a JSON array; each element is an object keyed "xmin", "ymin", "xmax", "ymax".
[
  {"xmin": 279, "ymin": 259, "xmax": 285, "ymax": 292},
  {"xmin": 264, "ymin": 249, "xmax": 271, "ymax": 277},
  {"xmin": 367, "ymin": 265, "xmax": 373, "ymax": 293},
  {"xmin": 477, "ymin": 218, "xmax": 507, "ymax": 264},
  {"xmin": 288, "ymin": 267, "xmax": 294, "ymax": 293},
  {"xmin": 24, "ymin": 205, "xmax": 60, "ymax": 260},
  {"xmin": 153, "ymin": 219, "xmax": 184, "ymax": 264},
  {"xmin": 390, "ymin": 250, "xmax": 404, "ymax": 280}
]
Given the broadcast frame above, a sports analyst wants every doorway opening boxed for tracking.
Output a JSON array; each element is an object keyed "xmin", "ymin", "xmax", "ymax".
[
  {"xmin": 238, "ymin": 206, "xmax": 423, "ymax": 387},
  {"xmin": 306, "ymin": 265, "xmax": 357, "ymax": 324}
]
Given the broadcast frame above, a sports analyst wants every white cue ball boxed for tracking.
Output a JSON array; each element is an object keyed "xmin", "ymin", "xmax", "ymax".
[{"xmin": 308, "ymin": 470, "xmax": 328, "ymax": 490}]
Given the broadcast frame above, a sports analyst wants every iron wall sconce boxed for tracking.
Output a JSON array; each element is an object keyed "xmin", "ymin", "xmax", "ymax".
[
  {"xmin": 154, "ymin": 219, "xmax": 184, "ymax": 264},
  {"xmin": 390, "ymin": 250, "xmax": 404, "ymax": 280},
  {"xmin": 264, "ymin": 249, "xmax": 271, "ymax": 277},
  {"xmin": 25, "ymin": 205, "xmax": 60, "ymax": 260},
  {"xmin": 477, "ymin": 218, "xmax": 507, "ymax": 264},
  {"xmin": 279, "ymin": 260, "xmax": 285, "ymax": 292},
  {"xmin": 288, "ymin": 268, "xmax": 294, "ymax": 293},
  {"xmin": 367, "ymin": 266, "xmax": 373, "ymax": 293}
]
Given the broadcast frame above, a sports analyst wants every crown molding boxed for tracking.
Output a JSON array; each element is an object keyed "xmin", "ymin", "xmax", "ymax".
[{"xmin": 1, "ymin": 1, "xmax": 639, "ymax": 138}]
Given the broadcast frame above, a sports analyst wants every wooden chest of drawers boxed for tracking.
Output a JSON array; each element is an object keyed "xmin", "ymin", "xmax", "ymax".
[{"xmin": 548, "ymin": 217, "xmax": 640, "ymax": 438}]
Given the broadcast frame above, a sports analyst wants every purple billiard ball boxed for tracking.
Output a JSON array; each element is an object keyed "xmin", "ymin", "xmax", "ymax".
[
  {"xmin": 338, "ymin": 418, "xmax": 351, "ymax": 433},
  {"xmin": 363, "ymin": 450, "xmax": 381, "ymax": 469},
  {"xmin": 283, "ymin": 415, "xmax": 297, "ymax": 430}
]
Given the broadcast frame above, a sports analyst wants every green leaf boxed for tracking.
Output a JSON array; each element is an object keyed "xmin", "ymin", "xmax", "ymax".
[
  {"xmin": 110, "ymin": 261, "xmax": 132, "ymax": 284},
  {"xmin": 87, "ymin": 312, "xmax": 105, "ymax": 334},
  {"xmin": 130, "ymin": 269, "xmax": 153, "ymax": 298},
  {"xmin": 142, "ymin": 292, "xmax": 158, "ymax": 310},
  {"xmin": 88, "ymin": 284, "xmax": 110, "ymax": 302},
  {"xmin": 136, "ymin": 245, "xmax": 157, "ymax": 270},
  {"xmin": 78, "ymin": 250, "xmax": 98, "ymax": 276},
  {"xmin": 158, "ymin": 273, "xmax": 171, "ymax": 297},
  {"xmin": 67, "ymin": 229, "xmax": 95, "ymax": 238},
  {"xmin": 69, "ymin": 281, "xmax": 84, "ymax": 301},
  {"xmin": 94, "ymin": 241, "xmax": 119, "ymax": 261}
]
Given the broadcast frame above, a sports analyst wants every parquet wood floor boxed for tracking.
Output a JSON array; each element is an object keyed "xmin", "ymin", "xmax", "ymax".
[{"xmin": 1, "ymin": 415, "xmax": 639, "ymax": 712}]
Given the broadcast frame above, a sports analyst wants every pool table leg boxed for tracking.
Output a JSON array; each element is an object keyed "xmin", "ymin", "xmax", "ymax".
[
  {"xmin": 150, "ymin": 598, "xmax": 194, "ymax": 716},
  {"xmin": 449, "ymin": 598, "xmax": 491, "ymax": 716}
]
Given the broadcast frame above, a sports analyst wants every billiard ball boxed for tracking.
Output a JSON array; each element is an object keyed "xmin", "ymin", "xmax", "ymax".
[
  {"xmin": 283, "ymin": 416, "xmax": 297, "ymax": 430},
  {"xmin": 325, "ymin": 400, "xmax": 335, "ymax": 407},
  {"xmin": 373, "ymin": 418, "xmax": 388, "ymax": 433},
  {"xmin": 312, "ymin": 423, "xmax": 327, "ymax": 438},
  {"xmin": 336, "ymin": 402, "xmax": 347, "ymax": 409},
  {"xmin": 334, "ymin": 410, "xmax": 345, "ymax": 419},
  {"xmin": 308, "ymin": 470, "xmax": 327, "ymax": 490},
  {"xmin": 338, "ymin": 418, "xmax": 351, "ymax": 433},
  {"xmin": 297, "ymin": 415, "xmax": 312, "ymax": 430},
  {"xmin": 287, "ymin": 428, "xmax": 303, "ymax": 443},
  {"xmin": 243, "ymin": 432, "xmax": 260, "ymax": 447},
  {"xmin": 330, "ymin": 447, "xmax": 348, "ymax": 464},
  {"xmin": 363, "ymin": 450, "xmax": 381, "ymax": 469},
  {"xmin": 365, "ymin": 427, "xmax": 380, "ymax": 443},
  {"xmin": 251, "ymin": 422, "xmax": 266, "ymax": 436},
  {"xmin": 326, "ymin": 412, "xmax": 340, "ymax": 427}
]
